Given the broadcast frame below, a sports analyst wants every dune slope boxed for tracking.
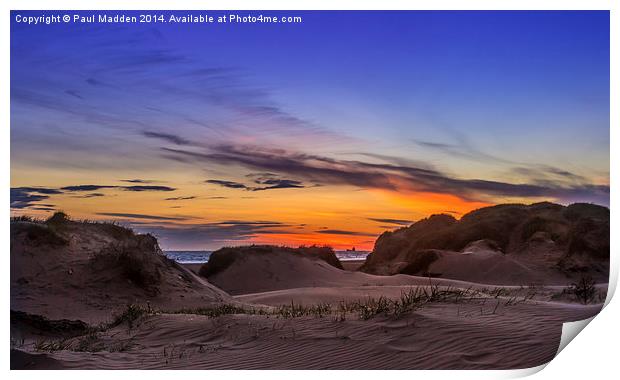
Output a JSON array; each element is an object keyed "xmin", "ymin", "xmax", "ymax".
[
  {"xmin": 10, "ymin": 300, "xmax": 602, "ymax": 369},
  {"xmin": 201, "ymin": 245, "xmax": 348, "ymax": 295},
  {"xmin": 361, "ymin": 202, "xmax": 609, "ymax": 283},
  {"xmin": 11, "ymin": 214, "xmax": 229, "ymax": 323}
]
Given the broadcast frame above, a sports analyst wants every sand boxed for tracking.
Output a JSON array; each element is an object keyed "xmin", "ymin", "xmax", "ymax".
[
  {"xmin": 11, "ymin": 294, "xmax": 602, "ymax": 369},
  {"xmin": 341, "ymin": 260, "xmax": 365, "ymax": 271},
  {"xmin": 11, "ymin": 219, "xmax": 229, "ymax": 323},
  {"xmin": 10, "ymin": 219, "xmax": 608, "ymax": 369}
]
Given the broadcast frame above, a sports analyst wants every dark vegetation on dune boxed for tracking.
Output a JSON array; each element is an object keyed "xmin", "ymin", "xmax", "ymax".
[
  {"xmin": 11, "ymin": 310, "xmax": 90, "ymax": 338},
  {"xmin": 361, "ymin": 202, "xmax": 609, "ymax": 280},
  {"xmin": 12, "ymin": 212, "xmax": 176, "ymax": 294},
  {"xmin": 399, "ymin": 250, "xmax": 440, "ymax": 276},
  {"xmin": 11, "ymin": 212, "xmax": 220, "ymax": 321},
  {"xmin": 199, "ymin": 244, "xmax": 343, "ymax": 278}
]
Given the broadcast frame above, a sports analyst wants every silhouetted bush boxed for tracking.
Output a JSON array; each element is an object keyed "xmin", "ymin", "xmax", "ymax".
[{"xmin": 570, "ymin": 274, "xmax": 597, "ymax": 304}]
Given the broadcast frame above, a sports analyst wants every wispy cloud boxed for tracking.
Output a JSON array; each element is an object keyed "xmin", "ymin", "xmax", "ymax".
[
  {"xmin": 10, "ymin": 187, "xmax": 64, "ymax": 209},
  {"xmin": 10, "ymin": 183, "xmax": 177, "ymax": 210},
  {"xmin": 368, "ymin": 218, "xmax": 412, "ymax": 226},
  {"xmin": 129, "ymin": 219, "xmax": 300, "ymax": 249},
  {"xmin": 164, "ymin": 196, "xmax": 196, "ymax": 201},
  {"xmin": 316, "ymin": 229, "xmax": 374, "ymax": 236},
  {"xmin": 251, "ymin": 174, "xmax": 305, "ymax": 191},
  {"xmin": 10, "ymin": 187, "xmax": 60, "ymax": 209},
  {"xmin": 122, "ymin": 185, "xmax": 175, "ymax": 192},
  {"xmin": 142, "ymin": 131, "xmax": 192, "ymax": 146},
  {"xmin": 206, "ymin": 176, "xmax": 306, "ymax": 192},
  {"xmin": 61, "ymin": 185, "xmax": 116, "ymax": 192},
  {"xmin": 12, "ymin": 187, "xmax": 63, "ymax": 195},
  {"xmin": 60, "ymin": 184, "xmax": 175, "ymax": 192},
  {"xmin": 73, "ymin": 193, "xmax": 106, "ymax": 198},
  {"xmin": 161, "ymin": 144, "xmax": 609, "ymax": 204},
  {"xmin": 97, "ymin": 212, "xmax": 189, "ymax": 221},
  {"xmin": 121, "ymin": 179, "xmax": 160, "ymax": 184},
  {"xmin": 206, "ymin": 179, "xmax": 249, "ymax": 190},
  {"xmin": 413, "ymin": 139, "xmax": 514, "ymax": 165}
]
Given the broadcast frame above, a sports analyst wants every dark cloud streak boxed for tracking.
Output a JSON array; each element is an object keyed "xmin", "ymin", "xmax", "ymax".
[
  {"xmin": 161, "ymin": 145, "xmax": 609, "ymax": 204},
  {"xmin": 316, "ymin": 229, "xmax": 374, "ymax": 236},
  {"xmin": 97, "ymin": 212, "xmax": 189, "ymax": 221},
  {"xmin": 368, "ymin": 218, "xmax": 412, "ymax": 226},
  {"xmin": 142, "ymin": 131, "xmax": 192, "ymax": 146}
]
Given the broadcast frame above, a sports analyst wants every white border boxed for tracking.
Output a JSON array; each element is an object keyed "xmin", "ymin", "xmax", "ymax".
[{"xmin": 3, "ymin": 1, "xmax": 617, "ymax": 379}]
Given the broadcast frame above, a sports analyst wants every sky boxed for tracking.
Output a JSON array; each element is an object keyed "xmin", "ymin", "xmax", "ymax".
[{"xmin": 10, "ymin": 11, "xmax": 610, "ymax": 250}]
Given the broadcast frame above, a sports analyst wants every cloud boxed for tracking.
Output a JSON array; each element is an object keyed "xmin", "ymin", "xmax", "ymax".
[
  {"xmin": 161, "ymin": 145, "xmax": 609, "ymax": 205},
  {"xmin": 253, "ymin": 179, "xmax": 305, "ymax": 191},
  {"xmin": 11, "ymin": 192, "xmax": 48, "ymax": 209},
  {"xmin": 30, "ymin": 206, "xmax": 56, "ymax": 211},
  {"xmin": 64, "ymin": 89, "xmax": 84, "ymax": 100},
  {"xmin": 414, "ymin": 139, "xmax": 594, "ymax": 187},
  {"xmin": 164, "ymin": 196, "xmax": 196, "ymax": 201},
  {"xmin": 10, "ymin": 187, "xmax": 62, "ymax": 209},
  {"xmin": 12, "ymin": 187, "xmax": 63, "ymax": 195},
  {"xmin": 12, "ymin": 183, "xmax": 176, "ymax": 209},
  {"xmin": 142, "ymin": 131, "xmax": 191, "ymax": 146},
  {"xmin": 122, "ymin": 185, "xmax": 175, "ymax": 192},
  {"xmin": 60, "ymin": 185, "xmax": 117, "ymax": 192},
  {"xmin": 121, "ymin": 179, "xmax": 159, "ymax": 184},
  {"xmin": 97, "ymin": 212, "xmax": 189, "ymax": 221},
  {"xmin": 442, "ymin": 210, "xmax": 462, "ymax": 215},
  {"xmin": 413, "ymin": 139, "xmax": 514, "ymax": 165},
  {"xmin": 207, "ymin": 174, "xmax": 305, "ymax": 192},
  {"xmin": 73, "ymin": 193, "xmax": 106, "ymax": 198},
  {"xmin": 316, "ymin": 229, "xmax": 374, "ymax": 236},
  {"xmin": 128, "ymin": 219, "xmax": 299, "ymax": 249},
  {"xmin": 510, "ymin": 165, "xmax": 589, "ymax": 184},
  {"xmin": 368, "ymin": 218, "xmax": 412, "ymax": 226},
  {"xmin": 60, "ymin": 184, "xmax": 175, "ymax": 192},
  {"xmin": 206, "ymin": 179, "xmax": 249, "ymax": 190}
]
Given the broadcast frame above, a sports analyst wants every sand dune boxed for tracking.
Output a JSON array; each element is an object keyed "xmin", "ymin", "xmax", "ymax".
[
  {"xmin": 202, "ymin": 246, "xmax": 358, "ymax": 295},
  {"xmin": 362, "ymin": 202, "xmax": 609, "ymax": 284},
  {"xmin": 11, "ymin": 216, "xmax": 229, "ymax": 323},
  {"xmin": 199, "ymin": 241, "xmax": 583, "ymax": 297},
  {"xmin": 10, "ymin": 211, "xmax": 609, "ymax": 370}
]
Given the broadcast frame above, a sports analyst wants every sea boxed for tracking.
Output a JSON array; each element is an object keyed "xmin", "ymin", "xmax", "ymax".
[{"xmin": 165, "ymin": 250, "xmax": 370, "ymax": 264}]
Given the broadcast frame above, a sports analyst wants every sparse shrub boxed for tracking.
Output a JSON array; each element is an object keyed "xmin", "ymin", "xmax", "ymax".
[
  {"xmin": 199, "ymin": 249, "xmax": 238, "ymax": 277},
  {"xmin": 33, "ymin": 338, "xmax": 72, "ymax": 352},
  {"xmin": 296, "ymin": 245, "xmax": 343, "ymax": 269},
  {"xmin": 13, "ymin": 222, "xmax": 68, "ymax": 247},
  {"xmin": 46, "ymin": 211, "xmax": 69, "ymax": 225},
  {"xmin": 357, "ymin": 296, "xmax": 391, "ymax": 320},
  {"xmin": 74, "ymin": 331, "xmax": 104, "ymax": 352},
  {"xmin": 569, "ymin": 275, "xmax": 597, "ymax": 304},
  {"xmin": 90, "ymin": 239, "xmax": 163, "ymax": 294},
  {"xmin": 275, "ymin": 301, "xmax": 331, "ymax": 318},
  {"xmin": 10, "ymin": 215, "xmax": 42, "ymax": 223},
  {"xmin": 109, "ymin": 304, "xmax": 150, "ymax": 329},
  {"xmin": 10, "ymin": 310, "xmax": 89, "ymax": 336},
  {"xmin": 170, "ymin": 304, "xmax": 261, "ymax": 318},
  {"xmin": 97, "ymin": 222, "xmax": 135, "ymax": 240},
  {"xmin": 400, "ymin": 250, "xmax": 439, "ymax": 275}
]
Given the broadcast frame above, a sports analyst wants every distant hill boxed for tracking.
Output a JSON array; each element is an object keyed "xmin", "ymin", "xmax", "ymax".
[{"xmin": 360, "ymin": 202, "xmax": 609, "ymax": 284}]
